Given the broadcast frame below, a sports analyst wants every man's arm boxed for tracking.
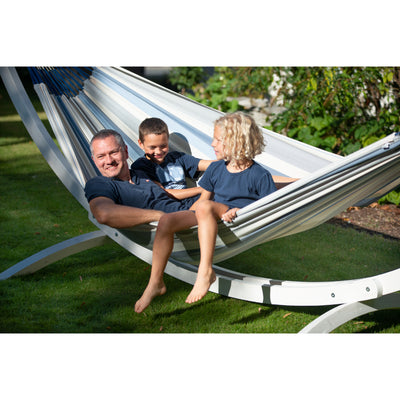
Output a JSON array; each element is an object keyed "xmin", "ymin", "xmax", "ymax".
[{"xmin": 89, "ymin": 196, "xmax": 164, "ymax": 228}]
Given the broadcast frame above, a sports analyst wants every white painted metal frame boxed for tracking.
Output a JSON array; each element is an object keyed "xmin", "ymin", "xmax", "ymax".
[
  {"xmin": 0, "ymin": 231, "xmax": 110, "ymax": 280},
  {"xmin": 1, "ymin": 67, "xmax": 399, "ymax": 333}
]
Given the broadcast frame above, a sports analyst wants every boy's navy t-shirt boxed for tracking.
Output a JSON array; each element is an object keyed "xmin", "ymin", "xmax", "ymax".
[
  {"xmin": 131, "ymin": 151, "xmax": 201, "ymax": 189},
  {"xmin": 199, "ymin": 160, "xmax": 276, "ymax": 209},
  {"xmin": 84, "ymin": 173, "xmax": 197, "ymax": 213}
]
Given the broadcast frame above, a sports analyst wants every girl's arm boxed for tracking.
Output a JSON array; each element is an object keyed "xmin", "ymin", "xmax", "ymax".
[
  {"xmin": 221, "ymin": 207, "xmax": 240, "ymax": 223},
  {"xmin": 272, "ymin": 175, "xmax": 299, "ymax": 189}
]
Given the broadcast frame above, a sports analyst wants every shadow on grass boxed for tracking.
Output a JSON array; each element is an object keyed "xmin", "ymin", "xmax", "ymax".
[
  {"xmin": 229, "ymin": 304, "xmax": 332, "ymax": 327},
  {"xmin": 232, "ymin": 308, "xmax": 276, "ymax": 324},
  {"xmin": 0, "ymin": 137, "xmax": 31, "ymax": 147},
  {"xmin": 351, "ymin": 309, "xmax": 400, "ymax": 333},
  {"xmin": 152, "ymin": 296, "xmax": 221, "ymax": 319}
]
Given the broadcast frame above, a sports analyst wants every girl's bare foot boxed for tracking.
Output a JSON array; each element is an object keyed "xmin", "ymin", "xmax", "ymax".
[
  {"xmin": 135, "ymin": 282, "xmax": 167, "ymax": 313},
  {"xmin": 185, "ymin": 269, "xmax": 216, "ymax": 304}
]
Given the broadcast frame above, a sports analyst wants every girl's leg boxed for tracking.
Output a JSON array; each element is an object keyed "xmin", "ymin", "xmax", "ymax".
[
  {"xmin": 186, "ymin": 201, "xmax": 228, "ymax": 304},
  {"xmin": 135, "ymin": 210, "xmax": 198, "ymax": 313}
]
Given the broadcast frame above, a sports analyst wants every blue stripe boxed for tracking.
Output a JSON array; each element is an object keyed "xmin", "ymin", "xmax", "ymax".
[{"xmin": 28, "ymin": 67, "xmax": 94, "ymax": 96}]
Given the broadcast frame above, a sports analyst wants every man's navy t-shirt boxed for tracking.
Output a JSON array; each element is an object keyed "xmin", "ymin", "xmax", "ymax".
[{"xmin": 84, "ymin": 174, "xmax": 196, "ymax": 213}]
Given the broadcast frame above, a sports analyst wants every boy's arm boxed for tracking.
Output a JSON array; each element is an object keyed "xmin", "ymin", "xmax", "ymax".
[
  {"xmin": 151, "ymin": 177, "xmax": 204, "ymax": 200},
  {"xmin": 164, "ymin": 186, "xmax": 204, "ymax": 200},
  {"xmin": 197, "ymin": 159, "xmax": 214, "ymax": 171},
  {"xmin": 89, "ymin": 197, "xmax": 164, "ymax": 228}
]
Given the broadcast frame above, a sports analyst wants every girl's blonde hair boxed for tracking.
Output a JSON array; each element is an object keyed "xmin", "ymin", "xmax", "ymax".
[{"xmin": 215, "ymin": 112, "xmax": 265, "ymax": 165}]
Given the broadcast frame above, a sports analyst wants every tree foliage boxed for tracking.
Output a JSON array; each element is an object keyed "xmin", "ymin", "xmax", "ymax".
[
  {"xmin": 268, "ymin": 67, "xmax": 400, "ymax": 155},
  {"xmin": 169, "ymin": 67, "xmax": 400, "ymax": 204}
]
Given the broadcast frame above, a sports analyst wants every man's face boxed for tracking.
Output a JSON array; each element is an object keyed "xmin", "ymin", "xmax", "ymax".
[
  {"xmin": 91, "ymin": 135, "xmax": 130, "ymax": 180},
  {"xmin": 138, "ymin": 133, "xmax": 169, "ymax": 165}
]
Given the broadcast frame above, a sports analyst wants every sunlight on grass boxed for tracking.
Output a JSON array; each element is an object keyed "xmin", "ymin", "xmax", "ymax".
[{"xmin": 0, "ymin": 111, "xmax": 47, "ymax": 122}]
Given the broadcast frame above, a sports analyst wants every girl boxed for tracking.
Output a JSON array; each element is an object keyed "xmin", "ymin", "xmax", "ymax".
[{"xmin": 135, "ymin": 112, "xmax": 277, "ymax": 313}]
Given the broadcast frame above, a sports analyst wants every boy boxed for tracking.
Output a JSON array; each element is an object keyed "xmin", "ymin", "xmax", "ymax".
[{"xmin": 131, "ymin": 117, "xmax": 213, "ymax": 200}]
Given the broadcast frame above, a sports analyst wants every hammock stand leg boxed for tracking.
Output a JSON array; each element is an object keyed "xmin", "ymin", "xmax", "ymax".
[
  {"xmin": 299, "ymin": 292, "xmax": 400, "ymax": 333},
  {"xmin": 0, "ymin": 231, "xmax": 110, "ymax": 280}
]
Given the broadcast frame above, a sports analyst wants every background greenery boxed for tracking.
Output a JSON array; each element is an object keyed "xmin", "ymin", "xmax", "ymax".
[
  {"xmin": 169, "ymin": 67, "xmax": 400, "ymax": 205},
  {"xmin": 1, "ymin": 68, "xmax": 399, "ymax": 333}
]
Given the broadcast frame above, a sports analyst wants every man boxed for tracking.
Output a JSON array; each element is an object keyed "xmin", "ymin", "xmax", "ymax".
[{"xmin": 84, "ymin": 129, "xmax": 198, "ymax": 229}]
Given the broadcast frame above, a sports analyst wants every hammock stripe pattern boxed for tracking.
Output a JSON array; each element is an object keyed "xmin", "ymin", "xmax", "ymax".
[{"xmin": 1, "ymin": 67, "xmax": 400, "ymax": 332}]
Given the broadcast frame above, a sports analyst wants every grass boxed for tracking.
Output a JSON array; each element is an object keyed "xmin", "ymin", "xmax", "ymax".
[{"xmin": 1, "ymin": 76, "xmax": 400, "ymax": 334}]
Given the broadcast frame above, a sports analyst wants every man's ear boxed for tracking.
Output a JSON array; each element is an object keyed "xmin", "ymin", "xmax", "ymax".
[
  {"xmin": 124, "ymin": 145, "xmax": 129, "ymax": 159},
  {"xmin": 138, "ymin": 139, "xmax": 145, "ymax": 151}
]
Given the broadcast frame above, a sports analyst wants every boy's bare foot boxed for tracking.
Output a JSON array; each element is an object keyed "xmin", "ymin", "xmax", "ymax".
[
  {"xmin": 185, "ymin": 269, "xmax": 216, "ymax": 304},
  {"xmin": 135, "ymin": 282, "xmax": 167, "ymax": 313}
]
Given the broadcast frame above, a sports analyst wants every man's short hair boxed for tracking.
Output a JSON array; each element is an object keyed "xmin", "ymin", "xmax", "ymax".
[{"xmin": 90, "ymin": 129, "xmax": 126, "ymax": 155}]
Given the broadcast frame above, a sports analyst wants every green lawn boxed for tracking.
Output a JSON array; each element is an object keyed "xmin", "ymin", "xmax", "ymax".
[{"xmin": 1, "ymin": 76, "xmax": 400, "ymax": 334}]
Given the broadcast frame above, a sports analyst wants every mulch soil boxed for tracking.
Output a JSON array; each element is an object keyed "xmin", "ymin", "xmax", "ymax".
[{"xmin": 330, "ymin": 203, "xmax": 400, "ymax": 241}]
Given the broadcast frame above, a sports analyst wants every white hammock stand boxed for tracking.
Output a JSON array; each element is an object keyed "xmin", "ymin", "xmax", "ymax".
[{"xmin": 1, "ymin": 66, "xmax": 399, "ymax": 333}]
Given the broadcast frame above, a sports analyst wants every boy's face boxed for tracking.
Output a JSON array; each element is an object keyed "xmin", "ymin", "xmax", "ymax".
[{"xmin": 138, "ymin": 133, "xmax": 169, "ymax": 164}]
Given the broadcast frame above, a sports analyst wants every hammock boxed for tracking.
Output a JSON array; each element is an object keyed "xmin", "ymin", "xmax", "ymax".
[{"xmin": 1, "ymin": 66, "xmax": 400, "ymax": 333}]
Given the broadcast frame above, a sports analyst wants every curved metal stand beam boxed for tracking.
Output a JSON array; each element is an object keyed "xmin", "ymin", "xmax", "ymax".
[
  {"xmin": 299, "ymin": 292, "xmax": 400, "ymax": 333},
  {"xmin": 0, "ymin": 231, "xmax": 110, "ymax": 280}
]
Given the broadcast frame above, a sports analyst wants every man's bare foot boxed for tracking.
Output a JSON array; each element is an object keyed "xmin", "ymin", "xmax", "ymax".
[
  {"xmin": 185, "ymin": 269, "xmax": 216, "ymax": 304},
  {"xmin": 135, "ymin": 282, "xmax": 167, "ymax": 313}
]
